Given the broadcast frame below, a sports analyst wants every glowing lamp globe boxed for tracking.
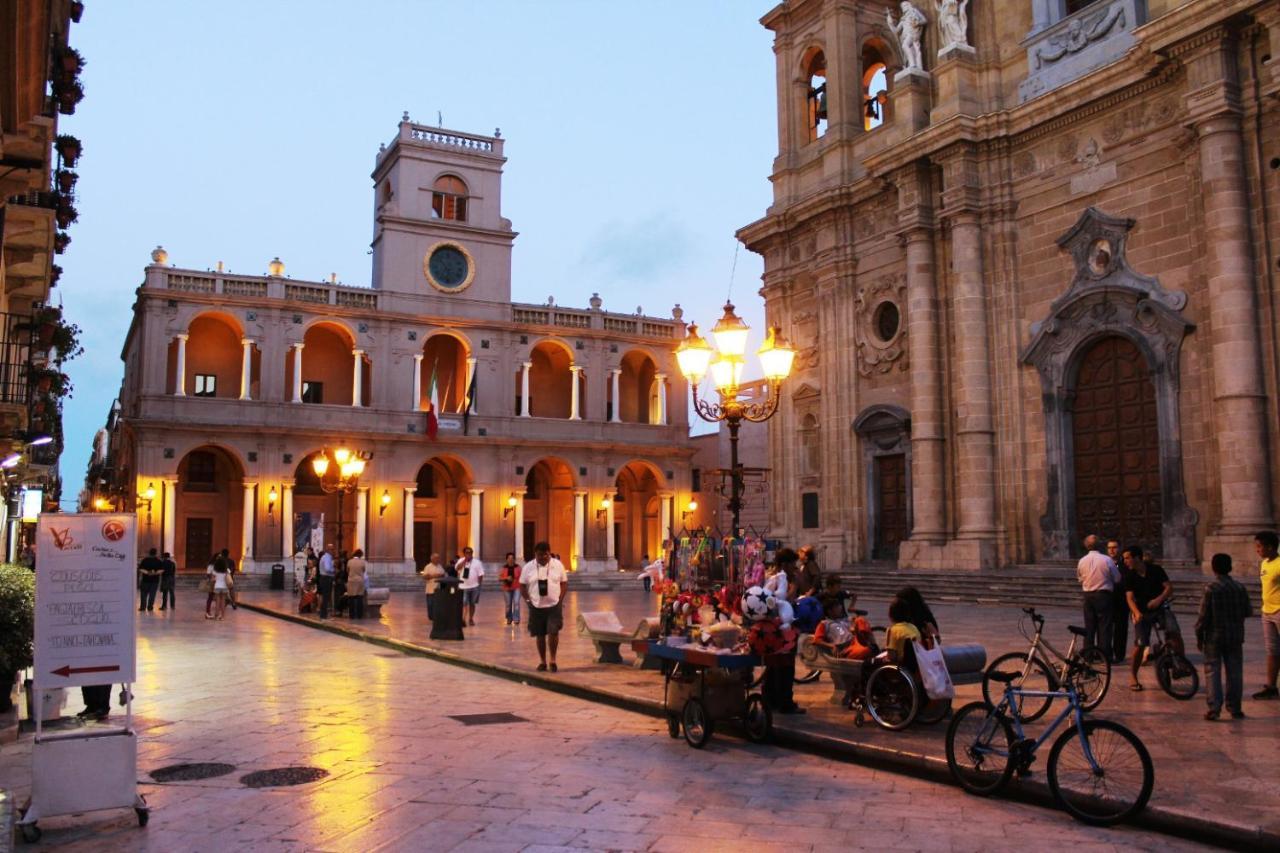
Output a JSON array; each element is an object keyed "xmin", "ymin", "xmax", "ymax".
[
  {"xmin": 675, "ymin": 323, "xmax": 713, "ymax": 381},
  {"xmin": 757, "ymin": 326, "xmax": 797, "ymax": 381},
  {"xmin": 710, "ymin": 302, "xmax": 750, "ymax": 359}
]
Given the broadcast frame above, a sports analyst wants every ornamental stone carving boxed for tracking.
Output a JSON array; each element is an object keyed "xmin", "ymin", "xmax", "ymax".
[
  {"xmin": 1018, "ymin": 0, "xmax": 1145, "ymax": 103},
  {"xmin": 887, "ymin": 2, "xmax": 928, "ymax": 75},
  {"xmin": 854, "ymin": 274, "xmax": 908, "ymax": 377},
  {"xmin": 935, "ymin": 0, "xmax": 972, "ymax": 57}
]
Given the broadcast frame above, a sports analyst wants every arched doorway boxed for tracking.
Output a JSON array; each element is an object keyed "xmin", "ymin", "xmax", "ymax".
[
  {"xmin": 614, "ymin": 461, "xmax": 662, "ymax": 568},
  {"xmin": 1071, "ymin": 336, "xmax": 1162, "ymax": 555},
  {"xmin": 411, "ymin": 456, "xmax": 473, "ymax": 569},
  {"xmin": 292, "ymin": 452, "xmax": 355, "ymax": 556},
  {"xmin": 853, "ymin": 405, "xmax": 912, "ymax": 562},
  {"xmin": 421, "ymin": 334, "xmax": 469, "ymax": 413},
  {"xmin": 522, "ymin": 458, "xmax": 574, "ymax": 562},
  {"xmin": 289, "ymin": 322, "xmax": 368, "ymax": 407},
  {"xmin": 175, "ymin": 445, "xmax": 244, "ymax": 570}
]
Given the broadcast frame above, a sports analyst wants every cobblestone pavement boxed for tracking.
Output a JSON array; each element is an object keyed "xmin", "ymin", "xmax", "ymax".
[
  {"xmin": 238, "ymin": 585, "xmax": 1280, "ymax": 843},
  {"xmin": 0, "ymin": 600, "xmax": 1217, "ymax": 851}
]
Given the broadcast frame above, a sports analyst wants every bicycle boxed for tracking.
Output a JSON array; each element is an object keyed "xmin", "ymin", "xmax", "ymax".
[
  {"xmin": 946, "ymin": 667, "xmax": 1154, "ymax": 826},
  {"xmin": 1145, "ymin": 609, "xmax": 1198, "ymax": 700},
  {"xmin": 982, "ymin": 607, "xmax": 1110, "ymax": 721}
]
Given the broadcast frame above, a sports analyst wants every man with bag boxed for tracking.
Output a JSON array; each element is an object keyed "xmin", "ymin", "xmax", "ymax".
[
  {"xmin": 455, "ymin": 546, "xmax": 485, "ymax": 627},
  {"xmin": 519, "ymin": 541, "xmax": 567, "ymax": 672}
]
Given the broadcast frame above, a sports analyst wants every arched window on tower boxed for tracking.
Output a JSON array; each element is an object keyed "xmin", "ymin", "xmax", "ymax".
[
  {"xmin": 431, "ymin": 175, "xmax": 468, "ymax": 221},
  {"xmin": 861, "ymin": 43, "xmax": 889, "ymax": 131},
  {"xmin": 804, "ymin": 50, "xmax": 828, "ymax": 142}
]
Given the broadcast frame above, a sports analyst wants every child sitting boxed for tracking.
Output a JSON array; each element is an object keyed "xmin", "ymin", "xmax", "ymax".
[
  {"xmin": 817, "ymin": 575, "xmax": 855, "ymax": 622},
  {"xmin": 884, "ymin": 597, "xmax": 922, "ymax": 663},
  {"xmin": 812, "ymin": 615, "xmax": 878, "ymax": 661}
]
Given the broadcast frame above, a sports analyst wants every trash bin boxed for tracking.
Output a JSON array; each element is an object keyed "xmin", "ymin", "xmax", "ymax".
[
  {"xmin": 430, "ymin": 577, "xmax": 465, "ymax": 640},
  {"xmin": 270, "ymin": 563, "xmax": 286, "ymax": 590}
]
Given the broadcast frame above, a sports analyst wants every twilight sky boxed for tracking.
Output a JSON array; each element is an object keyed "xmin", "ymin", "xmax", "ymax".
[{"xmin": 56, "ymin": 1, "xmax": 778, "ymax": 507}]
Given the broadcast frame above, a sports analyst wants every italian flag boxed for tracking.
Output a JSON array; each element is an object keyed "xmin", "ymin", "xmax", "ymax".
[{"xmin": 426, "ymin": 360, "xmax": 439, "ymax": 440}]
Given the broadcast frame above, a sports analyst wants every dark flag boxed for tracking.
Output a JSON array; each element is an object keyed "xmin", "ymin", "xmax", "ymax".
[{"xmin": 462, "ymin": 366, "xmax": 478, "ymax": 435}]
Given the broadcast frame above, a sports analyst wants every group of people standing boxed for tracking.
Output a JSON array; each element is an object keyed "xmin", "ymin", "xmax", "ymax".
[
  {"xmin": 418, "ymin": 542, "xmax": 569, "ymax": 670},
  {"xmin": 1077, "ymin": 531, "xmax": 1274, "ymax": 721},
  {"xmin": 136, "ymin": 548, "xmax": 176, "ymax": 612},
  {"xmin": 297, "ymin": 543, "xmax": 367, "ymax": 620}
]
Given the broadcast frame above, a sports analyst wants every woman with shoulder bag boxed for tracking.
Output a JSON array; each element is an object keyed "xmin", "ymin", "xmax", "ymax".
[{"xmin": 208, "ymin": 556, "xmax": 232, "ymax": 621}]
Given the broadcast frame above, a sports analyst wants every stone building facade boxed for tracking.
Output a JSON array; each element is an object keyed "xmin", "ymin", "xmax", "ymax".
[
  {"xmin": 738, "ymin": 0, "xmax": 1280, "ymax": 571},
  {"xmin": 95, "ymin": 120, "xmax": 695, "ymax": 574}
]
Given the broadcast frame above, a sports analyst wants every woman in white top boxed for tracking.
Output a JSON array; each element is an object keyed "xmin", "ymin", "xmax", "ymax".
[
  {"xmin": 421, "ymin": 553, "xmax": 447, "ymax": 621},
  {"xmin": 207, "ymin": 556, "xmax": 231, "ymax": 620}
]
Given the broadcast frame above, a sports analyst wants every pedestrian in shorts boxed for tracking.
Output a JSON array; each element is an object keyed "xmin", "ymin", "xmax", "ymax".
[
  {"xmin": 455, "ymin": 546, "xmax": 485, "ymax": 627},
  {"xmin": 519, "ymin": 541, "xmax": 568, "ymax": 672}
]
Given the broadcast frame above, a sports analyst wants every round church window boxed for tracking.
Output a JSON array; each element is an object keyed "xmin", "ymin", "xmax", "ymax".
[{"xmin": 873, "ymin": 301, "xmax": 901, "ymax": 343}]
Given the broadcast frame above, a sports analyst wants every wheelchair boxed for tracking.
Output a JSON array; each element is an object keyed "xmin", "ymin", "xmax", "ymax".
[{"xmin": 798, "ymin": 634, "xmax": 952, "ymax": 730}]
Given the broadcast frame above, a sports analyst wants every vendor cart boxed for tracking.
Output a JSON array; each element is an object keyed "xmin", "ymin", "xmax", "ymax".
[{"xmin": 633, "ymin": 640, "xmax": 772, "ymax": 748}]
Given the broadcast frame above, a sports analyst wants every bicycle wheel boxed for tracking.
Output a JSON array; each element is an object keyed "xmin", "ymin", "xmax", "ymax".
[
  {"xmin": 1068, "ymin": 647, "xmax": 1112, "ymax": 711},
  {"xmin": 982, "ymin": 653, "xmax": 1054, "ymax": 722},
  {"xmin": 1155, "ymin": 653, "xmax": 1199, "ymax": 700},
  {"xmin": 945, "ymin": 701, "xmax": 1015, "ymax": 796},
  {"xmin": 1047, "ymin": 719, "xmax": 1154, "ymax": 826},
  {"xmin": 865, "ymin": 665, "xmax": 919, "ymax": 730}
]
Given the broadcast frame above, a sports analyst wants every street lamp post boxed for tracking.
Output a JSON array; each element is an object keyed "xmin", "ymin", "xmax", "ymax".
[
  {"xmin": 676, "ymin": 303, "xmax": 795, "ymax": 536},
  {"xmin": 310, "ymin": 447, "xmax": 370, "ymax": 556}
]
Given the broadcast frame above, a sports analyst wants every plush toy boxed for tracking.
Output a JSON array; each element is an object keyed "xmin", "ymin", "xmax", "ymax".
[
  {"xmin": 740, "ymin": 585, "xmax": 775, "ymax": 622},
  {"xmin": 792, "ymin": 596, "xmax": 823, "ymax": 634},
  {"xmin": 747, "ymin": 617, "xmax": 797, "ymax": 656}
]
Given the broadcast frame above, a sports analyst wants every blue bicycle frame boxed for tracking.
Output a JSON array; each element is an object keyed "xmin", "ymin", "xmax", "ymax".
[{"xmin": 976, "ymin": 683, "xmax": 1103, "ymax": 772}]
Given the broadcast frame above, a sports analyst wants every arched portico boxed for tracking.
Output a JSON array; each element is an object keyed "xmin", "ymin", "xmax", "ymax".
[
  {"xmin": 522, "ymin": 457, "xmax": 575, "ymax": 562},
  {"xmin": 168, "ymin": 312, "xmax": 260, "ymax": 399},
  {"xmin": 411, "ymin": 455, "xmax": 473, "ymax": 569},
  {"xmin": 174, "ymin": 445, "xmax": 245, "ymax": 570},
  {"xmin": 288, "ymin": 321, "xmax": 370, "ymax": 407},
  {"xmin": 614, "ymin": 460, "xmax": 665, "ymax": 568}
]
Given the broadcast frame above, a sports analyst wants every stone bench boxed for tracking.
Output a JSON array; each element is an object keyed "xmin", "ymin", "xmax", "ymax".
[
  {"xmin": 365, "ymin": 587, "xmax": 391, "ymax": 619},
  {"xmin": 577, "ymin": 612, "xmax": 637, "ymax": 664}
]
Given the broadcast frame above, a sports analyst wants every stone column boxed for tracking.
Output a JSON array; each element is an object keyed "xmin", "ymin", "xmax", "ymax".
[
  {"xmin": 173, "ymin": 333, "xmax": 188, "ymax": 396},
  {"xmin": 239, "ymin": 338, "xmax": 254, "ymax": 400},
  {"xmin": 513, "ymin": 494, "xmax": 525, "ymax": 562},
  {"xmin": 655, "ymin": 374, "xmax": 668, "ymax": 425},
  {"xmin": 605, "ymin": 495, "xmax": 615, "ymax": 562},
  {"xmin": 351, "ymin": 349, "xmax": 364, "ymax": 407},
  {"xmin": 520, "ymin": 362, "xmax": 532, "ymax": 417},
  {"xmin": 291, "ymin": 343, "xmax": 304, "ymax": 403},
  {"xmin": 161, "ymin": 479, "xmax": 177, "ymax": 557},
  {"xmin": 468, "ymin": 488, "xmax": 483, "ymax": 560},
  {"xmin": 940, "ymin": 152, "xmax": 998, "ymax": 552},
  {"xmin": 1186, "ymin": 36, "xmax": 1274, "ymax": 540},
  {"xmin": 464, "ymin": 357, "xmax": 477, "ymax": 413},
  {"xmin": 610, "ymin": 369, "xmax": 622, "ymax": 422},
  {"xmin": 412, "ymin": 353, "xmax": 423, "ymax": 410},
  {"xmin": 903, "ymin": 226, "xmax": 946, "ymax": 544},
  {"xmin": 659, "ymin": 491, "xmax": 673, "ymax": 550},
  {"xmin": 569, "ymin": 366, "xmax": 582, "ymax": 420},
  {"xmin": 572, "ymin": 490, "xmax": 586, "ymax": 570},
  {"xmin": 403, "ymin": 486, "xmax": 416, "ymax": 562},
  {"xmin": 282, "ymin": 484, "xmax": 294, "ymax": 559},
  {"xmin": 355, "ymin": 488, "xmax": 368, "ymax": 554},
  {"xmin": 242, "ymin": 483, "xmax": 255, "ymax": 566}
]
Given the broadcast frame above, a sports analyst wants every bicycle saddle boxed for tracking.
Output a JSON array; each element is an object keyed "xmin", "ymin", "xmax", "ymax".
[
  {"xmin": 1067, "ymin": 625, "xmax": 1087, "ymax": 636},
  {"xmin": 988, "ymin": 670, "xmax": 1019, "ymax": 683}
]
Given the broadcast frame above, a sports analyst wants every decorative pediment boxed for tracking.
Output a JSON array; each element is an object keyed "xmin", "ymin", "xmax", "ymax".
[
  {"xmin": 1043, "ymin": 207, "xmax": 1186, "ymax": 324},
  {"xmin": 790, "ymin": 382, "xmax": 821, "ymax": 401}
]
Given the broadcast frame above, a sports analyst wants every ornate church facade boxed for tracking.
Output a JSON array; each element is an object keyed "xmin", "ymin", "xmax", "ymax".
[
  {"xmin": 92, "ymin": 120, "xmax": 695, "ymax": 574},
  {"xmin": 739, "ymin": 0, "xmax": 1280, "ymax": 571}
]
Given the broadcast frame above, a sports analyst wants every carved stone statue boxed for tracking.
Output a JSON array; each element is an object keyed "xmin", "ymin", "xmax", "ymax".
[
  {"xmin": 886, "ymin": 2, "xmax": 927, "ymax": 73},
  {"xmin": 935, "ymin": 0, "xmax": 971, "ymax": 53}
]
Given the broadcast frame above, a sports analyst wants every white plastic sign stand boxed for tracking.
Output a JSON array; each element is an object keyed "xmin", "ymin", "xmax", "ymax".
[{"xmin": 17, "ymin": 513, "xmax": 149, "ymax": 842}]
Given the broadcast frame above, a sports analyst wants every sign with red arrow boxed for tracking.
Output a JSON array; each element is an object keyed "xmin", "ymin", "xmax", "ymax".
[
  {"xmin": 50, "ymin": 664, "xmax": 121, "ymax": 678},
  {"xmin": 33, "ymin": 514, "xmax": 137, "ymax": 690}
]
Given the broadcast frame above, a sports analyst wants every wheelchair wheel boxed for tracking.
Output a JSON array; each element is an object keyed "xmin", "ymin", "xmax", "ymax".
[
  {"xmin": 865, "ymin": 665, "xmax": 919, "ymax": 730},
  {"xmin": 743, "ymin": 693, "xmax": 772, "ymax": 743},
  {"xmin": 682, "ymin": 699, "xmax": 713, "ymax": 748},
  {"xmin": 915, "ymin": 696, "xmax": 952, "ymax": 726}
]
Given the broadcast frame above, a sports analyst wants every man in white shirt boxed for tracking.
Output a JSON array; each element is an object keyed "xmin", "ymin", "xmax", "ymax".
[
  {"xmin": 1076, "ymin": 533, "xmax": 1121, "ymax": 659},
  {"xmin": 455, "ymin": 546, "xmax": 485, "ymax": 627},
  {"xmin": 519, "ymin": 540, "xmax": 568, "ymax": 672}
]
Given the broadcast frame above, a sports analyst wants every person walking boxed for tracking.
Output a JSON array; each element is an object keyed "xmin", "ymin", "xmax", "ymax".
[
  {"xmin": 497, "ymin": 552, "xmax": 521, "ymax": 626},
  {"xmin": 317, "ymin": 544, "xmax": 336, "ymax": 619},
  {"xmin": 207, "ymin": 553, "xmax": 232, "ymax": 620},
  {"xmin": 346, "ymin": 549, "xmax": 368, "ymax": 619},
  {"xmin": 455, "ymin": 546, "xmax": 485, "ymax": 627},
  {"xmin": 1106, "ymin": 538, "xmax": 1129, "ymax": 662},
  {"xmin": 137, "ymin": 548, "xmax": 163, "ymax": 612},
  {"xmin": 1076, "ymin": 534, "xmax": 1121, "ymax": 657},
  {"xmin": 519, "ymin": 541, "xmax": 567, "ymax": 672},
  {"xmin": 159, "ymin": 551, "xmax": 177, "ymax": 611},
  {"xmin": 1197, "ymin": 553, "xmax": 1253, "ymax": 720},
  {"xmin": 1253, "ymin": 530, "xmax": 1280, "ymax": 700},
  {"xmin": 421, "ymin": 552, "xmax": 446, "ymax": 621}
]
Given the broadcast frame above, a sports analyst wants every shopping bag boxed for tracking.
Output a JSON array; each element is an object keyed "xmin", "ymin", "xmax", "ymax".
[{"xmin": 913, "ymin": 640, "xmax": 955, "ymax": 700}]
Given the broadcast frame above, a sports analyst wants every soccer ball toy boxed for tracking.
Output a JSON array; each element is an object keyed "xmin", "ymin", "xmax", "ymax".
[{"xmin": 740, "ymin": 586, "xmax": 775, "ymax": 622}]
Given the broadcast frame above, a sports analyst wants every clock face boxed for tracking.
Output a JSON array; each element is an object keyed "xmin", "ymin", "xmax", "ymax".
[{"xmin": 424, "ymin": 243, "xmax": 474, "ymax": 292}]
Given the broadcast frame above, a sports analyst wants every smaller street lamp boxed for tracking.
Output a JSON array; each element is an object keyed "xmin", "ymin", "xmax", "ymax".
[
  {"xmin": 139, "ymin": 482, "xmax": 157, "ymax": 530},
  {"xmin": 676, "ymin": 302, "xmax": 795, "ymax": 535},
  {"xmin": 503, "ymin": 493, "xmax": 518, "ymax": 518},
  {"xmin": 379, "ymin": 489, "xmax": 392, "ymax": 516}
]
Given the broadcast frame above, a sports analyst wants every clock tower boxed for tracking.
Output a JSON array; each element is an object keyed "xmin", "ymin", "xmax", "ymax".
[{"xmin": 370, "ymin": 116, "xmax": 515, "ymax": 304}]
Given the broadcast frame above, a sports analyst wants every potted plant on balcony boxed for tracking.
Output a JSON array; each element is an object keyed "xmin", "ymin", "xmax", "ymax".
[
  {"xmin": 50, "ymin": 264, "xmax": 62, "ymax": 287},
  {"xmin": 56, "ymin": 170, "xmax": 77, "ymax": 194},
  {"xmin": 0, "ymin": 564, "xmax": 36, "ymax": 713},
  {"xmin": 58, "ymin": 47, "xmax": 84, "ymax": 75},
  {"xmin": 55, "ymin": 135, "xmax": 82, "ymax": 167},
  {"xmin": 54, "ymin": 231, "xmax": 71, "ymax": 254},
  {"xmin": 55, "ymin": 200, "xmax": 77, "ymax": 230},
  {"xmin": 55, "ymin": 79, "xmax": 83, "ymax": 115},
  {"xmin": 70, "ymin": 1, "xmax": 84, "ymax": 23}
]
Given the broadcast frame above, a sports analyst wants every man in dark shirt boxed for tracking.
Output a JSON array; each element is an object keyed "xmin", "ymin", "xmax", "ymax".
[
  {"xmin": 137, "ymin": 548, "xmax": 164, "ymax": 612},
  {"xmin": 1123, "ymin": 545, "xmax": 1180, "ymax": 690},
  {"xmin": 1196, "ymin": 553, "xmax": 1253, "ymax": 720},
  {"xmin": 1107, "ymin": 539, "xmax": 1129, "ymax": 663},
  {"xmin": 159, "ymin": 551, "xmax": 177, "ymax": 611}
]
